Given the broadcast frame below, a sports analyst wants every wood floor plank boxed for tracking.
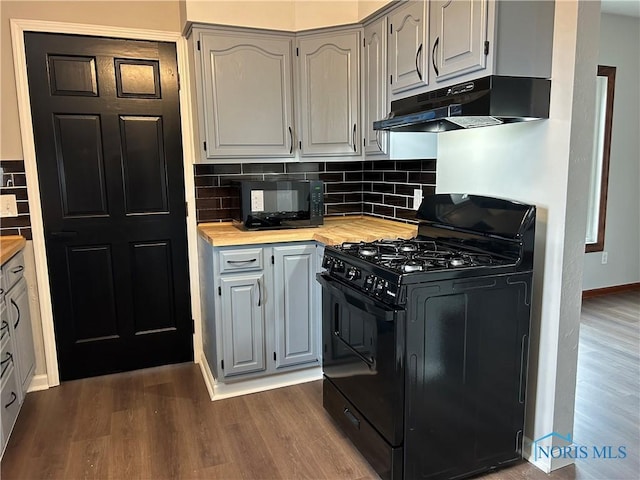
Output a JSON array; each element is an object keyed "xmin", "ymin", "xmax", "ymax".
[
  {"xmin": 108, "ymin": 408, "xmax": 151, "ymax": 480},
  {"xmin": 1, "ymin": 290, "xmax": 637, "ymax": 480}
]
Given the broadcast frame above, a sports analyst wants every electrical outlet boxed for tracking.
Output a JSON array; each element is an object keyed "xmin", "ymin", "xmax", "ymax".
[
  {"xmin": 412, "ymin": 189, "xmax": 423, "ymax": 210},
  {"xmin": 0, "ymin": 194, "xmax": 18, "ymax": 217},
  {"xmin": 601, "ymin": 251, "xmax": 608, "ymax": 264}
]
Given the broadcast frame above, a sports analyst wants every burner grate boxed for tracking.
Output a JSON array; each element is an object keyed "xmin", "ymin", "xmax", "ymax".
[{"xmin": 337, "ymin": 238, "xmax": 502, "ymax": 274}]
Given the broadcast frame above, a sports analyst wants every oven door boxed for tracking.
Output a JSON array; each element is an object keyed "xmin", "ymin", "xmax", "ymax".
[{"xmin": 318, "ymin": 274, "xmax": 405, "ymax": 447}]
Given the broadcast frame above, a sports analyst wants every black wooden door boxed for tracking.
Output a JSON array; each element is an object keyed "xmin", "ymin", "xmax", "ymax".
[{"xmin": 25, "ymin": 33, "xmax": 193, "ymax": 381}]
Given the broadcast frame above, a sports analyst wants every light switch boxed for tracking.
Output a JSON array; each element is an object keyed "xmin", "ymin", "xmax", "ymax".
[
  {"xmin": 412, "ymin": 189, "xmax": 423, "ymax": 210},
  {"xmin": 0, "ymin": 194, "xmax": 18, "ymax": 217}
]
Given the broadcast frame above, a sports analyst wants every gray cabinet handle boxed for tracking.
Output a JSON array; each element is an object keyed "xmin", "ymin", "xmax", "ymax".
[
  {"xmin": 0, "ymin": 320, "xmax": 8, "ymax": 340},
  {"xmin": 11, "ymin": 298, "xmax": 20, "ymax": 329},
  {"xmin": 226, "ymin": 258, "xmax": 257, "ymax": 265},
  {"xmin": 4, "ymin": 391, "xmax": 17, "ymax": 409},
  {"xmin": 10, "ymin": 265, "xmax": 24, "ymax": 274},
  {"xmin": 1, "ymin": 352, "xmax": 13, "ymax": 378},
  {"xmin": 256, "ymin": 278, "xmax": 262, "ymax": 307},
  {"xmin": 352, "ymin": 124, "xmax": 357, "ymax": 152},
  {"xmin": 432, "ymin": 37, "xmax": 439, "ymax": 76},
  {"xmin": 416, "ymin": 43, "xmax": 423, "ymax": 80},
  {"xmin": 288, "ymin": 126, "xmax": 293, "ymax": 154}
]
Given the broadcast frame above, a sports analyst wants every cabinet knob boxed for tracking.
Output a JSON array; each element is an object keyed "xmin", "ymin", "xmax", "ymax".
[{"xmin": 416, "ymin": 43, "xmax": 423, "ymax": 81}]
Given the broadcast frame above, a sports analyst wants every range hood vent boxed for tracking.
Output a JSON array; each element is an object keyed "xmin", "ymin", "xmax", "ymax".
[{"xmin": 373, "ymin": 76, "xmax": 551, "ymax": 133}]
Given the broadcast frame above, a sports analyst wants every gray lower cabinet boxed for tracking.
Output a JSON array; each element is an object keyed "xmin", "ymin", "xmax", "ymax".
[
  {"xmin": 219, "ymin": 273, "xmax": 266, "ymax": 376},
  {"xmin": 7, "ymin": 278, "xmax": 35, "ymax": 393},
  {"xmin": 200, "ymin": 240, "xmax": 320, "ymax": 383},
  {"xmin": 272, "ymin": 244, "xmax": 317, "ymax": 368},
  {"xmin": 1, "ymin": 250, "xmax": 34, "ymax": 458}
]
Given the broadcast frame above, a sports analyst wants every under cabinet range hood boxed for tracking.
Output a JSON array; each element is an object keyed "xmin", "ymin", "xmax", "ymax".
[{"xmin": 373, "ymin": 75, "xmax": 551, "ymax": 132}]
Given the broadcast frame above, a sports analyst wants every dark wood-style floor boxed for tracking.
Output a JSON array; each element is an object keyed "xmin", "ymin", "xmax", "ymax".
[{"xmin": 2, "ymin": 290, "xmax": 638, "ymax": 479}]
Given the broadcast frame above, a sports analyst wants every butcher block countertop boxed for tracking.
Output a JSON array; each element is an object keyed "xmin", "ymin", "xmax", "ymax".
[
  {"xmin": 0, "ymin": 235, "xmax": 26, "ymax": 265},
  {"xmin": 198, "ymin": 216, "xmax": 418, "ymax": 247}
]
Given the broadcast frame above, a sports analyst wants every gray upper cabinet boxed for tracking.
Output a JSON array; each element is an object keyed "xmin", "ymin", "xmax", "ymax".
[
  {"xmin": 197, "ymin": 31, "xmax": 295, "ymax": 159},
  {"xmin": 430, "ymin": 0, "xmax": 489, "ymax": 82},
  {"xmin": 272, "ymin": 244, "xmax": 318, "ymax": 369},
  {"xmin": 388, "ymin": 0, "xmax": 429, "ymax": 99},
  {"xmin": 362, "ymin": 16, "xmax": 389, "ymax": 157},
  {"xmin": 219, "ymin": 273, "xmax": 265, "ymax": 377},
  {"xmin": 296, "ymin": 30, "xmax": 361, "ymax": 157},
  {"xmin": 426, "ymin": 0, "xmax": 555, "ymax": 89}
]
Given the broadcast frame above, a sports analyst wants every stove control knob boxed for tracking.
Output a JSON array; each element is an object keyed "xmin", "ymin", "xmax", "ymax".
[
  {"xmin": 375, "ymin": 280, "xmax": 387, "ymax": 294},
  {"xmin": 364, "ymin": 275, "xmax": 375, "ymax": 291},
  {"xmin": 322, "ymin": 257, "xmax": 333, "ymax": 269},
  {"xmin": 346, "ymin": 267, "xmax": 361, "ymax": 281},
  {"xmin": 333, "ymin": 260, "xmax": 345, "ymax": 273}
]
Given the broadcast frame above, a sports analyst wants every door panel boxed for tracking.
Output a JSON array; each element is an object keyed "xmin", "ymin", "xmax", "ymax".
[
  {"xmin": 25, "ymin": 32, "xmax": 192, "ymax": 380},
  {"xmin": 53, "ymin": 114, "xmax": 108, "ymax": 217},
  {"xmin": 130, "ymin": 241, "xmax": 175, "ymax": 334},
  {"xmin": 114, "ymin": 59, "xmax": 161, "ymax": 98},
  {"xmin": 66, "ymin": 245, "xmax": 119, "ymax": 342},
  {"xmin": 119, "ymin": 116, "xmax": 168, "ymax": 214},
  {"xmin": 47, "ymin": 55, "xmax": 98, "ymax": 96}
]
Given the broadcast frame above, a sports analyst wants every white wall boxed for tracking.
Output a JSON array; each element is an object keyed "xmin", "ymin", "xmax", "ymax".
[
  {"xmin": 582, "ymin": 13, "xmax": 640, "ymax": 290},
  {"xmin": 436, "ymin": 0, "xmax": 600, "ymax": 473},
  {"xmin": 183, "ymin": 0, "xmax": 363, "ymax": 31}
]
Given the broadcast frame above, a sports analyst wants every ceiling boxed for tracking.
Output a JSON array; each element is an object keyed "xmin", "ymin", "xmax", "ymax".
[{"xmin": 601, "ymin": 0, "xmax": 640, "ymax": 17}]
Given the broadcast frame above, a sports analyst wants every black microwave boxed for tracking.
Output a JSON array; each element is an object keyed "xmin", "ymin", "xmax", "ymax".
[{"xmin": 234, "ymin": 180, "xmax": 324, "ymax": 230}]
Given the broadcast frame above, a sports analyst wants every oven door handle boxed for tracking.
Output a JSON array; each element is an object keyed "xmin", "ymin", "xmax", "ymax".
[
  {"xmin": 333, "ymin": 332, "xmax": 375, "ymax": 367},
  {"xmin": 317, "ymin": 273, "xmax": 403, "ymax": 320}
]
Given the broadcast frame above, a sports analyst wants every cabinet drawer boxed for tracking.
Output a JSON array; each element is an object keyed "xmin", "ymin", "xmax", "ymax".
[
  {"xmin": 0, "ymin": 303, "xmax": 8, "ymax": 344},
  {"xmin": 2, "ymin": 252, "xmax": 25, "ymax": 293},
  {"xmin": 1, "ymin": 336, "xmax": 17, "ymax": 391},
  {"xmin": 219, "ymin": 248, "xmax": 263, "ymax": 273},
  {"xmin": 1, "ymin": 364, "xmax": 21, "ymax": 442}
]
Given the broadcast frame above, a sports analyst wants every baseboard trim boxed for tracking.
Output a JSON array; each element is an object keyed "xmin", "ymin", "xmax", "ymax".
[
  {"xmin": 582, "ymin": 282, "xmax": 640, "ymax": 299},
  {"xmin": 26, "ymin": 373, "xmax": 50, "ymax": 392},
  {"xmin": 198, "ymin": 352, "xmax": 216, "ymax": 401},
  {"xmin": 196, "ymin": 353, "xmax": 322, "ymax": 401},
  {"xmin": 212, "ymin": 367, "xmax": 322, "ymax": 401}
]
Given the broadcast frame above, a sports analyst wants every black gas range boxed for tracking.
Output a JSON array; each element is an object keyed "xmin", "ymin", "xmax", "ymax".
[{"xmin": 319, "ymin": 194, "xmax": 535, "ymax": 480}]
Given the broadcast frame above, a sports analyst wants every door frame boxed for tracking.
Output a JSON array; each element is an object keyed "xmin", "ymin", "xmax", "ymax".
[{"xmin": 10, "ymin": 19, "xmax": 202, "ymax": 387}]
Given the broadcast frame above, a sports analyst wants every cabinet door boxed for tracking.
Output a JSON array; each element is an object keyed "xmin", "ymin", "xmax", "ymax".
[
  {"xmin": 431, "ymin": 0, "xmax": 489, "ymax": 82},
  {"xmin": 273, "ymin": 245, "xmax": 318, "ymax": 368},
  {"xmin": 199, "ymin": 32, "xmax": 295, "ymax": 158},
  {"xmin": 219, "ymin": 274, "xmax": 265, "ymax": 377},
  {"xmin": 363, "ymin": 17, "xmax": 389, "ymax": 157},
  {"xmin": 297, "ymin": 31, "xmax": 360, "ymax": 156},
  {"xmin": 7, "ymin": 278, "xmax": 34, "ymax": 394},
  {"xmin": 388, "ymin": 0, "xmax": 429, "ymax": 98}
]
